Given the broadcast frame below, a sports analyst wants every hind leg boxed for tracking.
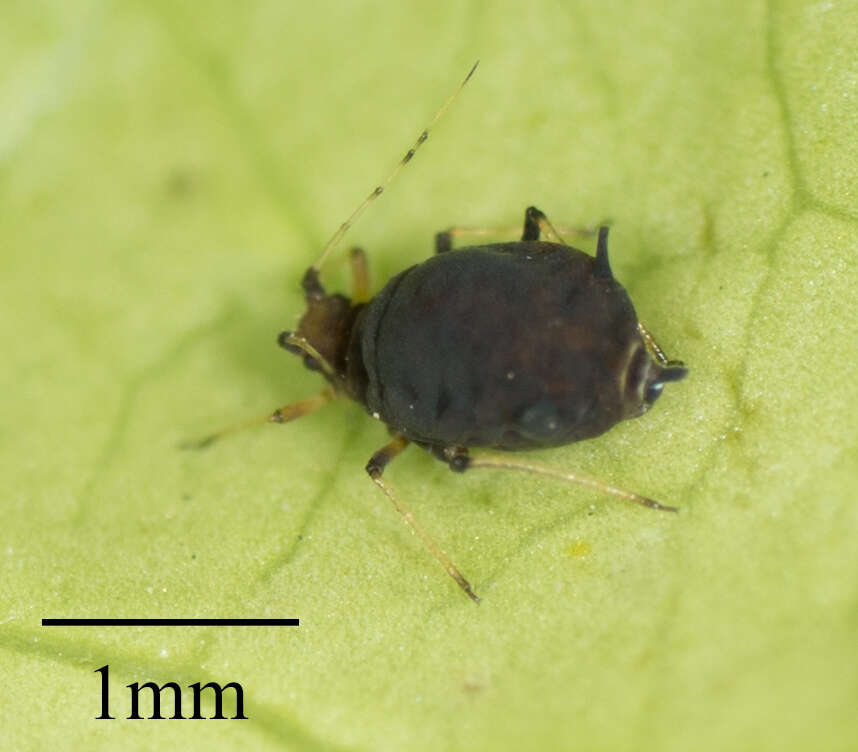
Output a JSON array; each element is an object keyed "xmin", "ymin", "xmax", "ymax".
[{"xmin": 366, "ymin": 436, "xmax": 480, "ymax": 603}]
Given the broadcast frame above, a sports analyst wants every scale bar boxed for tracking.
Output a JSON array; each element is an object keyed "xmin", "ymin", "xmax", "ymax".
[{"xmin": 42, "ymin": 618, "xmax": 299, "ymax": 627}]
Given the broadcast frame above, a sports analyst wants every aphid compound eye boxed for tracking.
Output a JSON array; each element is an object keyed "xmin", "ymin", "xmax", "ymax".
[
  {"xmin": 185, "ymin": 64, "xmax": 688, "ymax": 603},
  {"xmin": 643, "ymin": 362, "xmax": 688, "ymax": 409},
  {"xmin": 277, "ymin": 330, "xmax": 301, "ymax": 354},
  {"xmin": 303, "ymin": 355, "xmax": 322, "ymax": 373},
  {"xmin": 276, "ymin": 332, "xmax": 321, "ymax": 371},
  {"xmin": 623, "ymin": 334, "xmax": 689, "ymax": 415},
  {"xmin": 645, "ymin": 381, "xmax": 665, "ymax": 405}
]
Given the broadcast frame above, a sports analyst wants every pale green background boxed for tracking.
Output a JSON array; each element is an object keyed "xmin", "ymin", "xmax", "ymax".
[{"xmin": 2, "ymin": 0, "xmax": 856, "ymax": 750}]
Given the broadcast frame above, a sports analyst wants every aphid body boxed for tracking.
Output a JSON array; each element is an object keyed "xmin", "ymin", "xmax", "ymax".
[
  {"xmin": 193, "ymin": 63, "xmax": 687, "ymax": 602},
  {"xmin": 297, "ymin": 226, "xmax": 684, "ymax": 457},
  {"xmin": 284, "ymin": 205, "xmax": 687, "ymax": 604}
]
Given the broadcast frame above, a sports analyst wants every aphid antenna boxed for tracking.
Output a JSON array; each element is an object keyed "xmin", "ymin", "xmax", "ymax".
[{"xmin": 311, "ymin": 60, "xmax": 480, "ymax": 275}]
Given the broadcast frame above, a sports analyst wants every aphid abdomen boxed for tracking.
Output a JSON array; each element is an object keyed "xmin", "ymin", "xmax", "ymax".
[{"xmin": 358, "ymin": 242, "xmax": 645, "ymax": 450}]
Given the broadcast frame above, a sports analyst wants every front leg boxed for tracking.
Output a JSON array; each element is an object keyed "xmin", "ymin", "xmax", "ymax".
[
  {"xmin": 349, "ymin": 247, "xmax": 371, "ymax": 303},
  {"xmin": 180, "ymin": 388, "xmax": 334, "ymax": 449}
]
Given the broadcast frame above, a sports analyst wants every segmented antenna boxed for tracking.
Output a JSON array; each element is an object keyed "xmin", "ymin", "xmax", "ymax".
[{"xmin": 311, "ymin": 61, "xmax": 480, "ymax": 274}]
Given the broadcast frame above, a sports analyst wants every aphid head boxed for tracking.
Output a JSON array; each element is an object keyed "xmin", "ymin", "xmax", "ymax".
[
  {"xmin": 642, "ymin": 360, "xmax": 688, "ymax": 409},
  {"xmin": 622, "ymin": 342, "xmax": 688, "ymax": 417},
  {"xmin": 277, "ymin": 268, "xmax": 360, "ymax": 384}
]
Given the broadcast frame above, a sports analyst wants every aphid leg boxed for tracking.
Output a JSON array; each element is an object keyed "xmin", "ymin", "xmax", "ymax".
[
  {"xmin": 180, "ymin": 387, "xmax": 335, "ymax": 450},
  {"xmin": 349, "ymin": 247, "xmax": 371, "ymax": 303},
  {"xmin": 523, "ymin": 207, "xmax": 611, "ymax": 244},
  {"xmin": 522, "ymin": 206, "xmax": 567, "ymax": 244},
  {"xmin": 366, "ymin": 436, "xmax": 480, "ymax": 603},
  {"xmin": 435, "ymin": 218, "xmax": 599, "ymax": 254},
  {"xmin": 435, "ymin": 226, "xmax": 522, "ymax": 253},
  {"xmin": 311, "ymin": 61, "xmax": 479, "ymax": 275},
  {"xmin": 301, "ymin": 266, "xmax": 325, "ymax": 301},
  {"xmin": 637, "ymin": 321, "xmax": 686, "ymax": 370},
  {"xmin": 435, "ymin": 230, "xmax": 454, "ymax": 254},
  {"xmin": 435, "ymin": 206, "xmax": 604, "ymax": 253},
  {"xmin": 637, "ymin": 321, "xmax": 669, "ymax": 366},
  {"xmin": 452, "ymin": 450, "xmax": 679, "ymax": 513}
]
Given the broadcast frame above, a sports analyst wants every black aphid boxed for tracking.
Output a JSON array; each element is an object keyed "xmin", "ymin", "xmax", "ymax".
[{"xmin": 189, "ymin": 63, "xmax": 687, "ymax": 602}]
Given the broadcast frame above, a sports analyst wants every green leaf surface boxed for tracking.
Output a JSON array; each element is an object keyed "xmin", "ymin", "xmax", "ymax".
[{"xmin": 2, "ymin": 0, "xmax": 856, "ymax": 749}]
